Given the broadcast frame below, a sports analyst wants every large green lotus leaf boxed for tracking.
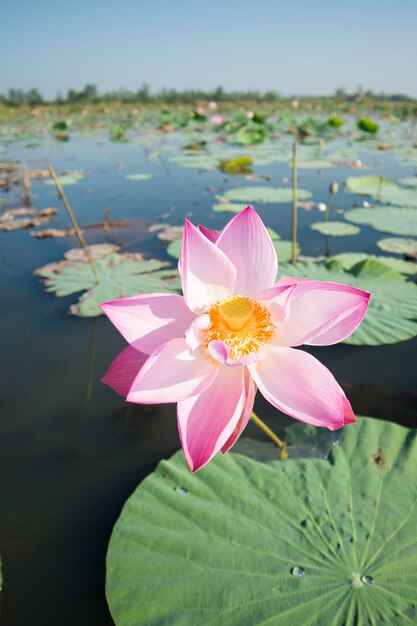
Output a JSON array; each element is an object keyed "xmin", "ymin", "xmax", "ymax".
[
  {"xmin": 36, "ymin": 249, "xmax": 180, "ymax": 317},
  {"xmin": 377, "ymin": 237, "xmax": 417, "ymax": 258},
  {"xmin": 331, "ymin": 252, "xmax": 417, "ymax": 276},
  {"xmin": 279, "ymin": 259, "xmax": 417, "ymax": 345},
  {"xmin": 310, "ymin": 221, "xmax": 360, "ymax": 236},
  {"xmin": 106, "ymin": 417, "xmax": 417, "ymax": 626},
  {"xmin": 223, "ymin": 186, "xmax": 312, "ymax": 204},
  {"xmin": 344, "ymin": 175, "xmax": 417, "ymax": 207},
  {"xmin": 344, "ymin": 207, "xmax": 417, "ymax": 236}
]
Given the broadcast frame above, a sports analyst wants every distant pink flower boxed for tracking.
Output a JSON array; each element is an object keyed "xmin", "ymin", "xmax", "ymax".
[
  {"xmin": 131, "ymin": 108, "xmax": 139, "ymax": 115},
  {"xmin": 210, "ymin": 114, "xmax": 224, "ymax": 126},
  {"xmin": 246, "ymin": 111, "xmax": 254, "ymax": 120},
  {"xmin": 208, "ymin": 101, "xmax": 218, "ymax": 110},
  {"xmin": 31, "ymin": 108, "xmax": 42, "ymax": 117},
  {"xmin": 196, "ymin": 106, "xmax": 206, "ymax": 116},
  {"xmin": 101, "ymin": 207, "xmax": 369, "ymax": 471},
  {"xmin": 81, "ymin": 109, "xmax": 89, "ymax": 116}
]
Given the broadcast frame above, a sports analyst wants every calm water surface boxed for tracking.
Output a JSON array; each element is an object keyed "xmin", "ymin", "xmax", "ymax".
[{"xmin": 0, "ymin": 131, "xmax": 416, "ymax": 625}]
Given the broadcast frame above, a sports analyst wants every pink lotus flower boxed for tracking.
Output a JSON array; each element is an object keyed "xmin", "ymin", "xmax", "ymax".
[
  {"xmin": 100, "ymin": 207, "xmax": 369, "ymax": 471},
  {"xmin": 208, "ymin": 101, "xmax": 218, "ymax": 110},
  {"xmin": 210, "ymin": 114, "xmax": 224, "ymax": 126}
]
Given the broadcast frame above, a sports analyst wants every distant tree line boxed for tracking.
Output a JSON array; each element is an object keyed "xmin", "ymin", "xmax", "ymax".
[{"xmin": 0, "ymin": 83, "xmax": 415, "ymax": 106}]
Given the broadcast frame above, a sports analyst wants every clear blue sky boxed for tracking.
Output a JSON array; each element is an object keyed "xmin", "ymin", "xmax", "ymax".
[{"xmin": 1, "ymin": 0, "xmax": 416, "ymax": 98}]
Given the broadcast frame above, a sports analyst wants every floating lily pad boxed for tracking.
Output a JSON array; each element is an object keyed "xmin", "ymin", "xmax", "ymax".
[
  {"xmin": 297, "ymin": 159, "xmax": 334, "ymax": 169},
  {"xmin": 223, "ymin": 186, "xmax": 312, "ymax": 204},
  {"xmin": 212, "ymin": 202, "xmax": 248, "ymax": 213},
  {"xmin": 0, "ymin": 207, "xmax": 57, "ymax": 232},
  {"xmin": 166, "ymin": 239, "xmax": 182, "ymax": 259},
  {"xmin": 44, "ymin": 171, "xmax": 84, "ymax": 186},
  {"xmin": 156, "ymin": 225, "xmax": 183, "ymax": 242},
  {"xmin": 344, "ymin": 207, "xmax": 417, "ymax": 236},
  {"xmin": 279, "ymin": 259, "xmax": 417, "ymax": 345},
  {"xmin": 399, "ymin": 177, "xmax": 417, "ymax": 187},
  {"xmin": 267, "ymin": 227, "xmax": 300, "ymax": 262},
  {"xmin": 106, "ymin": 417, "xmax": 417, "ymax": 626},
  {"xmin": 330, "ymin": 252, "xmax": 417, "ymax": 276},
  {"xmin": 35, "ymin": 245, "xmax": 180, "ymax": 317},
  {"xmin": 344, "ymin": 176, "xmax": 417, "ymax": 207},
  {"xmin": 124, "ymin": 173, "xmax": 153, "ymax": 181},
  {"xmin": 168, "ymin": 155, "xmax": 217, "ymax": 170},
  {"xmin": 311, "ymin": 221, "xmax": 361, "ymax": 236},
  {"xmin": 377, "ymin": 238, "xmax": 417, "ymax": 259}
]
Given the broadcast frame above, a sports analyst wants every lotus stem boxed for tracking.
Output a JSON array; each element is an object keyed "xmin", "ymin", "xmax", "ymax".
[
  {"xmin": 250, "ymin": 411, "xmax": 287, "ymax": 452},
  {"xmin": 47, "ymin": 162, "xmax": 101, "ymax": 284},
  {"xmin": 377, "ymin": 175, "xmax": 384, "ymax": 203},
  {"xmin": 324, "ymin": 194, "xmax": 333, "ymax": 222},
  {"xmin": 22, "ymin": 162, "xmax": 32, "ymax": 207},
  {"xmin": 291, "ymin": 141, "xmax": 298, "ymax": 264},
  {"xmin": 324, "ymin": 181, "xmax": 338, "ymax": 222},
  {"xmin": 85, "ymin": 317, "xmax": 98, "ymax": 405}
]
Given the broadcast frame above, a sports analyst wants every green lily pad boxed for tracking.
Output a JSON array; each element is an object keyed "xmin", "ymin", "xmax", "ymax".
[
  {"xmin": 166, "ymin": 238, "xmax": 182, "ymax": 259},
  {"xmin": 212, "ymin": 202, "xmax": 248, "ymax": 213},
  {"xmin": 106, "ymin": 417, "xmax": 417, "ymax": 626},
  {"xmin": 124, "ymin": 173, "xmax": 153, "ymax": 181},
  {"xmin": 344, "ymin": 176, "xmax": 417, "ymax": 207},
  {"xmin": 399, "ymin": 177, "xmax": 417, "ymax": 187},
  {"xmin": 279, "ymin": 259, "xmax": 417, "ymax": 345},
  {"xmin": 44, "ymin": 171, "xmax": 84, "ymax": 186},
  {"xmin": 377, "ymin": 238, "xmax": 417, "ymax": 258},
  {"xmin": 330, "ymin": 252, "xmax": 417, "ymax": 276},
  {"xmin": 223, "ymin": 186, "xmax": 312, "ymax": 204},
  {"xmin": 233, "ymin": 128, "xmax": 265, "ymax": 146},
  {"xmin": 311, "ymin": 221, "xmax": 361, "ymax": 236},
  {"xmin": 357, "ymin": 117, "xmax": 379, "ymax": 133},
  {"xmin": 297, "ymin": 159, "xmax": 334, "ymax": 169},
  {"xmin": 267, "ymin": 227, "xmax": 300, "ymax": 262},
  {"xmin": 35, "ymin": 245, "xmax": 180, "ymax": 317},
  {"xmin": 168, "ymin": 155, "xmax": 217, "ymax": 170},
  {"xmin": 344, "ymin": 207, "xmax": 417, "ymax": 236}
]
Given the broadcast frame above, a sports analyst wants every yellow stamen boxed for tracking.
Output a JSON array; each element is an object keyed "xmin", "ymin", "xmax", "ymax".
[
  {"xmin": 202, "ymin": 296, "xmax": 274, "ymax": 361},
  {"xmin": 218, "ymin": 296, "xmax": 253, "ymax": 331}
]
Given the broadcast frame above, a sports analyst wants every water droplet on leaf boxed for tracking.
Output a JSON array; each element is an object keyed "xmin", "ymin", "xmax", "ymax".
[
  {"xmin": 174, "ymin": 487, "xmax": 189, "ymax": 496},
  {"xmin": 361, "ymin": 575, "xmax": 374, "ymax": 585},
  {"xmin": 290, "ymin": 566, "xmax": 306, "ymax": 576}
]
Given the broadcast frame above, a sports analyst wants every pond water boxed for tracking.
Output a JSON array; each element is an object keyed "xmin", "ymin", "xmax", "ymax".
[{"xmin": 0, "ymin": 120, "xmax": 416, "ymax": 625}]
